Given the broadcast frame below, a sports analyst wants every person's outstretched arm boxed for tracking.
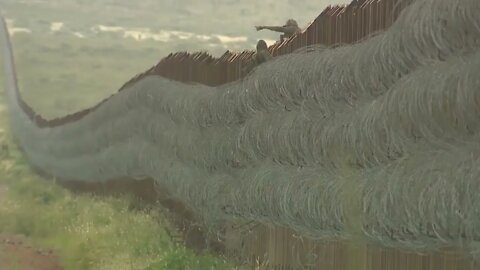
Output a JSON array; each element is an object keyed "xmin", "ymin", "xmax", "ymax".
[{"xmin": 255, "ymin": 25, "xmax": 286, "ymax": 33}]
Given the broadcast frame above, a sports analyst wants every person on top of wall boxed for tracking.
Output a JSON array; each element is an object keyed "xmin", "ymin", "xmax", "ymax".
[{"xmin": 255, "ymin": 19, "xmax": 301, "ymax": 42}]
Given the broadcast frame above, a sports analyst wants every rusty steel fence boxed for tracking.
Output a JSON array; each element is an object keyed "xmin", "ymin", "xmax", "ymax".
[{"xmin": 119, "ymin": 0, "xmax": 413, "ymax": 90}]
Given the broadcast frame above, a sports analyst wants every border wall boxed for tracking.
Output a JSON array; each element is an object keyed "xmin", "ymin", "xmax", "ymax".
[
  {"xmin": 119, "ymin": 0, "xmax": 413, "ymax": 90},
  {"xmin": 116, "ymin": 0, "xmax": 477, "ymax": 269},
  {"xmin": 6, "ymin": 0, "xmax": 479, "ymax": 269}
]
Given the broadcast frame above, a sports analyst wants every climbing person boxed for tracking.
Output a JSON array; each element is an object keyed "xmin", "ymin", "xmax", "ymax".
[
  {"xmin": 255, "ymin": 19, "xmax": 301, "ymax": 42},
  {"xmin": 243, "ymin": 39, "xmax": 273, "ymax": 75},
  {"xmin": 254, "ymin": 39, "xmax": 273, "ymax": 65}
]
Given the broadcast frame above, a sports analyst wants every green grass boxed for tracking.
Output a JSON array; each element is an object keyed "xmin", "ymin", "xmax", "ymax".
[
  {"xmin": 146, "ymin": 248, "xmax": 236, "ymax": 270},
  {"xmin": 0, "ymin": 11, "xmax": 239, "ymax": 270}
]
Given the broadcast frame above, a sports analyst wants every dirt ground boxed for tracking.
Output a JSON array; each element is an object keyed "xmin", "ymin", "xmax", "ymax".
[
  {"xmin": 0, "ymin": 234, "xmax": 62, "ymax": 270},
  {"xmin": 0, "ymin": 181, "xmax": 61, "ymax": 269},
  {"xmin": 0, "ymin": 183, "xmax": 62, "ymax": 269}
]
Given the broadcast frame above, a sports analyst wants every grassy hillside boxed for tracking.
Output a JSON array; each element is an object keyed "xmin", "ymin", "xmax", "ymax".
[{"xmin": 11, "ymin": 31, "xmax": 158, "ymax": 118}]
